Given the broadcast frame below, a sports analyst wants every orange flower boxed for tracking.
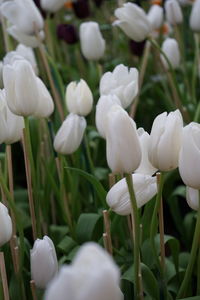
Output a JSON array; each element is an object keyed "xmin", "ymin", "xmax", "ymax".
[
  {"xmin": 151, "ymin": 0, "xmax": 162, "ymax": 5},
  {"xmin": 64, "ymin": 1, "xmax": 73, "ymax": 9}
]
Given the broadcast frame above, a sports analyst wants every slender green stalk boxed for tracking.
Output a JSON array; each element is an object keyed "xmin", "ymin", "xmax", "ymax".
[
  {"xmin": 197, "ymin": 247, "xmax": 200, "ymax": 295},
  {"xmin": 177, "ymin": 197, "xmax": 200, "ymax": 298},
  {"xmin": 125, "ymin": 173, "xmax": 143, "ymax": 300},
  {"xmin": 84, "ymin": 134, "xmax": 94, "ymax": 174}
]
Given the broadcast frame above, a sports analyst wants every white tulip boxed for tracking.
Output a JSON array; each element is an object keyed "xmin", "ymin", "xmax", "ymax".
[
  {"xmin": 16, "ymin": 44, "xmax": 38, "ymax": 74},
  {"xmin": 113, "ymin": 2, "xmax": 151, "ymax": 42},
  {"xmin": 165, "ymin": 0, "xmax": 183, "ymax": 25},
  {"xmin": 31, "ymin": 236, "xmax": 58, "ymax": 289},
  {"xmin": 99, "ymin": 64, "xmax": 138, "ymax": 109},
  {"xmin": 179, "ymin": 122, "xmax": 200, "ymax": 189},
  {"xmin": 80, "ymin": 22, "xmax": 105, "ymax": 61},
  {"xmin": 161, "ymin": 38, "xmax": 180, "ymax": 70},
  {"xmin": 41, "ymin": 0, "xmax": 67, "ymax": 12},
  {"xmin": 95, "ymin": 95, "xmax": 121, "ymax": 139},
  {"xmin": 54, "ymin": 113, "xmax": 86, "ymax": 155},
  {"xmin": 44, "ymin": 242, "xmax": 123, "ymax": 300},
  {"xmin": 135, "ymin": 128, "xmax": 158, "ymax": 175},
  {"xmin": 148, "ymin": 110, "xmax": 183, "ymax": 171},
  {"xmin": 66, "ymin": 79, "xmax": 93, "ymax": 116},
  {"xmin": 0, "ymin": 202, "xmax": 12, "ymax": 247},
  {"xmin": 7, "ymin": 26, "xmax": 45, "ymax": 48},
  {"xmin": 105, "ymin": 105, "xmax": 141, "ymax": 173},
  {"xmin": 147, "ymin": 5, "xmax": 164, "ymax": 31},
  {"xmin": 106, "ymin": 174, "xmax": 157, "ymax": 216},
  {"xmin": 0, "ymin": 0, "xmax": 44, "ymax": 35},
  {"xmin": 3, "ymin": 59, "xmax": 54, "ymax": 117},
  {"xmin": 186, "ymin": 186, "xmax": 199, "ymax": 211},
  {"xmin": 0, "ymin": 89, "xmax": 24, "ymax": 144},
  {"xmin": 190, "ymin": 0, "xmax": 200, "ymax": 32},
  {"xmin": 0, "ymin": 61, "xmax": 3, "ymax": 88}
]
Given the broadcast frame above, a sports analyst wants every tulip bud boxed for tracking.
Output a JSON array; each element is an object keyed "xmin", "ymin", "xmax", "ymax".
[
  {"xmin": 7, "ymin": 27, "xmax": 45, "ymax": 48},
  {"xmin": 0, "ymin": 89, "xmax": 24, "ymax": 144},
  {"xmin": 186, "ymin": 186, "xmax": 199, "ymax": 211},
  {"xmin": 66, "ymin": 79, "xmax": 93, "ymax": 116},
  {"xmin": 113, "ymin": 2, "xmax": 151, "ymax": 42},
  {"xmin": 41, "ymin": 0, "xmax": 67, "ymax": 12},
  {"xmin": 0, "ymin": 61, "xmax": 3, "ymax": 88},
  {"xmin": 105, "ymin": 105, "xmax": 141, "ymax": 173},
  {"xmin": 148, "ymin": 110, "xmax": 183, "ymax": 172},
  {"xmin": 80, "ymin": 21, "xmax": 105, "ymax": 61},
  {"xmin": 54, "ymin": 113, "xmax": 86, "ymax": 155},
  {"xmin": 147, "ymin": 5, "xmax": 164, "ymax": 31},
  {"xmin": 179, "ymin": 122, "xmax": 200, "ymax": 189},
  {"xmin": 160, "ymin": 38, "xmax": 180, "ymax": 70},
  {"xmin": 0, "ymin": 0, "xmax": 44, "ymax": 35},
  {"xmin": 95, "ymin": 95, "xmax": 121, "ymax": 139},
  {"xmin": 0, "ymin": 203, "xmax": 12, "ymax": 247},
  {"xmin": 3, "ymin": 59, "xmax": 54, "ymax": 117},
  {"xmin": 135, "ymin": 128, "xmax": 158, "ymax": 175},
  {"xmin": 189, "ymin": 0, "xmax": 200, "ymax": 32},
  {"xmin": 129, "ymin": 40, "xmax": 146, "ymax": 57},
  {"xmin": 31, "ymin": 236, "xmax": 58, "ymax": 289},
  {"xmin": 106, "ymin": 174, "xmax": 157, "ymax": 216},
  {"xmin": 57, "ymin": 24, "xmax": 79, "ymax": 45},
  {"xmin": 165, "ymin": 0, "xmax": 183, "ymax": 25},
  {"xmin": 73, "ymin": 0, "xmax": 90, "ymax": 19},
  {"xmin": 99, "ymin": 64, "xmax": 139, "ymax": 109},
  {"xmin": 44, "ymin": 242, "xmax": 122, "ymax": 300}
]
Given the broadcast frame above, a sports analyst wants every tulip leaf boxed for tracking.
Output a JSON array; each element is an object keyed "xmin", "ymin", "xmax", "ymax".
[
  {"xmin": 66, "ymin": 167, "xmax": 107, "ymax": 206},
  {"xmin": 179, "ymin": 297, "xmax": 200, "ymax": 300},
  {"xmin": 122, "ymin": 263, "xmax": 159, "ymax": 300},
  {"xmin": 57, "ymin": 236, "xmax": 77, "ymax": 255},
  {"xmin": 76, "ymin": 213, "xmax": 103, "ymax": 243}
]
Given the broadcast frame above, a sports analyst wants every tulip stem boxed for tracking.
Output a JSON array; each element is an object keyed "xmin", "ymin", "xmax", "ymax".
[
  {"xmin": 30, "ymin": 280, "xmax": 38, "ymax": 300},
  {"xmin": 103, "ymin": 210, "xmax": 113, "ymax": 255},
  {"xmin": 0, "ymin": 252, "xmax": 10, "ymax": 300},
  {"xmin": 177, "ymin": 197, "xmax": 200, "ymax": 298},
  {"xmin": 157, "ymin": 174, "xmax": 165, "ymax": 271},
  {"xmin": 125, "ymin": 173, "xmax": 143, "ymax": 300}
]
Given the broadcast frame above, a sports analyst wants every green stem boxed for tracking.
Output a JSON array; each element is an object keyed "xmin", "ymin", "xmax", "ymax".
[
  {"xmin": 177, "ymin": 197, "xmax": 200, "ymax": 298},
  {"xmin": 125, "ymin": 173, "xmax": 143, "ymax": 300},
  {"xmin": 84, "ymin": 134, "xmax": 94, "ymax": 174}
]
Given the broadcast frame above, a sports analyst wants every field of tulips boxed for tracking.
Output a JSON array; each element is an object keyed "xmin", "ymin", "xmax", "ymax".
[{"xmin": 0, "ymin": 0, "xmax": 200, "ymax": 299}]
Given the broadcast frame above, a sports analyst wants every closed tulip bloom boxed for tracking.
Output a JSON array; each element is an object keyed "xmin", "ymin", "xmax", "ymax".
[
  {"xmin": 0, "ymin": 203, "xmax": 12, "ymax": 247},
  {"xmin": 0, "ymin": 62, "xmax": 3, "ymax": 88},
  {"xmin": 165, "ymin": 0, "xmax": 183, "ymax": 25},
  {"xmin": 105, "ymin": 105, "xmax": 141, "ymax": 173},
  {"xmin": 73, "ymin": 0, "xmax": 90, "ymax": 19},
  {"xmin": 31, "ymin": 236, "xmax": 58, "ymax": 289},
  {"xmin": 44, "ymin": 242, "xmax": 123, "ymax": 300},
  {"xmin": 149, "ymin": 110, "xmax": 183, "ymax": 171},
  {"xmin": 147, "ymin": 5, "xmax": 164, "ymax": 30},
  {"xmin": 161, "ymin": 38, "xmax": 180, "ymax": 70},
  {"xmin": 80, "ymin": 22, "xmax": 105, "ymax": 61},
  {"xmin": 106, "ymin": 174, "xmax": 157, "ymax": 215},
  {"xmin": 0, "ymin": 0, "xmax": 44, "ymax": 35},
  {"xmin": 41, "ymin": 0, "xmax": 66, "ymax": 12},
  {"xmin": 66, "ymin": 79, "xmax": 93, "ymax": 116},
  {"xmin": 99, "ymin": 64, "xmax": 138, "ymax": 109},
  {"xmin": 54, "ymin": 113, "xmax": 86, "ymax": 154},
  {"xmin": 95, "ymin": 95, "xmax": 121, "ymax": 139},
  {"xmin": 135, "ymin": 128, "xmax": 158, "ymax": 175},
  {"xmin": 186, "ymin": 186, "xmax": 199, "ymax": 211},
  {"xmin": 179, "ymin": 122, "xmax": 200, "ymax": 189},
  {"xmin": 113, "ymin": 2, "xmax": 151, "ymax": 42},
  {"xmin": 3, "ymin": 59, "xmax": 54, "ymax": 117},
  {"xmin": 16, "ymin": 44, "xmax": 38, "ymax": 74},
  {"xmin": 190, "ymin": 0, "xmax": 200, "ymax": 32},
  {"xmin": 0, "ymin": 89, "xmax": 24, "ymax": 144}
]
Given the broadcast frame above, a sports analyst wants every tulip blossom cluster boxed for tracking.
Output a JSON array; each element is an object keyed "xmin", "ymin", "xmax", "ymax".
[{"xmin": 53, "ymin": 79, "xmax": 93, "ymax": 155}]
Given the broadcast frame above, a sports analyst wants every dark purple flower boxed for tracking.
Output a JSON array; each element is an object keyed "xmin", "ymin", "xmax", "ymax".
[
  {"xmin": 92, "ymin": 0, "xmax": 104, "ymax": 7},
  {"xmin": 57, "ymin": 24, "xmax": 79, "ymax": 44},
  {"xmin": 129, "ymin": 39, "xmax": 146, "ymax": 57},
  {"xmin": 73, "ymin": 0, "xmax": 90, "ymax": 19}
]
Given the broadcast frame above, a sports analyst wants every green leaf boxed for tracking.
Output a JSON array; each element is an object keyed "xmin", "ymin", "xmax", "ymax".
[
  {"xmin": 76, "ymin": 213, "xmax": 103, "ymax": 243},
  {"xmin": 58, "ymin": 236, "xmax": 77, "ymax": 255},
  {"xmin": 122, "ymin": 264, "xmax": 159, "ymax": 300},
  {"xmin": 180, "ymin": 297, "xmax": 200, "ymax": 300},
  {"xmin": 66, "ymin": 167, "xmax": 107, "ymax": 206}
]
